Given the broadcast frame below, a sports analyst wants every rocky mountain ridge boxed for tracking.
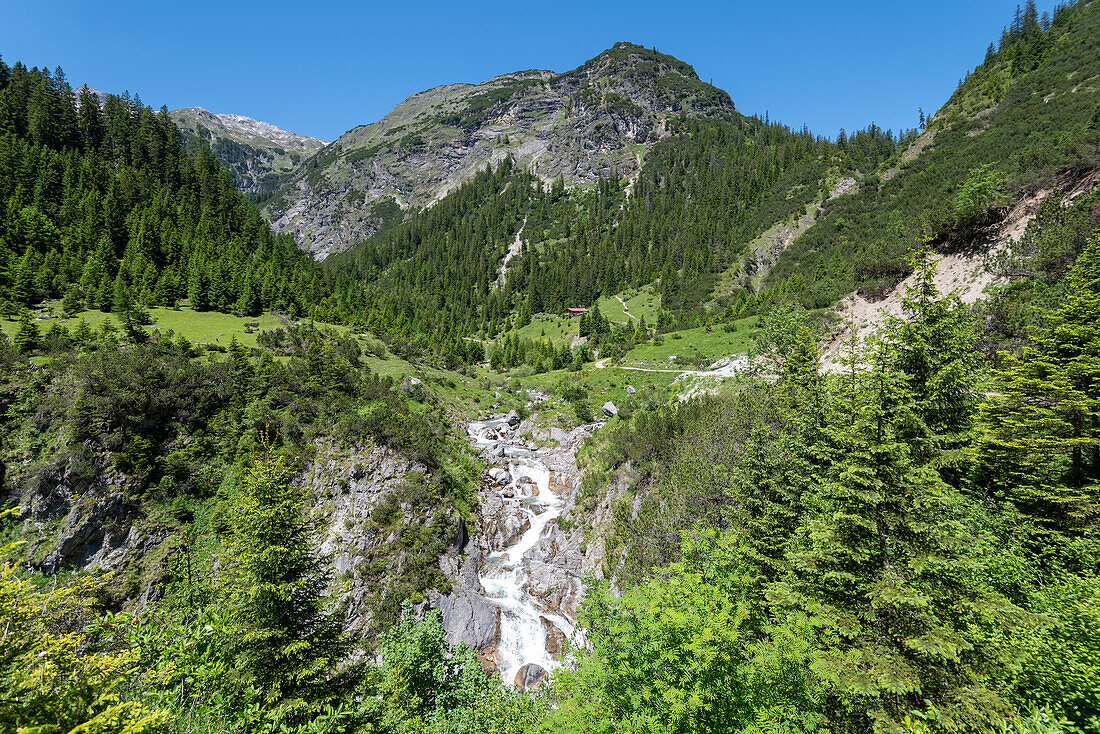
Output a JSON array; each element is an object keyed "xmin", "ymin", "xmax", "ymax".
[
  {"xmin": 170, "ymin": 106, "xmax": 327, "ymax": 195},
  {"xmin": 259, "ymin": 42, "xmax": 736, "ymax": 258}
]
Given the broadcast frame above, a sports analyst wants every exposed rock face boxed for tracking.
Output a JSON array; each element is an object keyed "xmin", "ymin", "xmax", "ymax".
[
  {"xmin": 8, "ymin": 445, "xmax": 162, "ymax": 577},
  {"xmin": 170, "ymin": 107, "xmax": 326, "ymax": 195},
  {"xmin": 514, "ymin": 663, "xmax": 549, "ymax": 692},
  {"xmin": 307, "ymin": 440, "xmax": 444, "ymax": 637},
  {"xmin": 262, "ymin": 42, "xmax": 736, "ymax": 258},
  {"xmin": 435, "ymin": 583, "xmax": 501, "ymax": 652},
  {"xmin": 524, "ymin": 527, "xmax": 588, "ymax": 621}
]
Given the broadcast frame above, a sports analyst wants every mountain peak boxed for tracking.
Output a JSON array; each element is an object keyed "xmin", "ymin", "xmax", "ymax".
[
  {"xmin": 588, "ymin": 42, "xmax": 702, "ymax": 81},
  {"xmin": 169, "ymin": 107, "xmax": 327, "ymax": 195},
  {"xmin": 257, "ymin": 43, "xmax": 736, "ymax": 258}
]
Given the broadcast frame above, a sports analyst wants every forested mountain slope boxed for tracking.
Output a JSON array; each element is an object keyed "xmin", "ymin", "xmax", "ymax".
[
  {"xmin": 0, "ymin": 59, "xmax": 327, "ymax": 319},
  {"xmin": 765, "ymin": 0, "xmax": 1100, "ymax": 305},
  {"xmin": 316, "ymin": 0, "xmax": 1100, "ymax": 369},
  {"xmin": 321, "ymin": 102, "xmax": 898, "ymax": 365}
]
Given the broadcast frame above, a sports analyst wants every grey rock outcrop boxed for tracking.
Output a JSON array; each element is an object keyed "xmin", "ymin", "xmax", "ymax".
[
  {"xmin": 479, "ymin": 490, "xmax": 531, "ymax": 548},
  {"xmin": 436, "ymin": 584, "xmax": 501, "ymax": 652},
  {"xmin": 309, "ymin": 440, "xmax": 441, "ymax": 636},
  {"xmin": 9, "ymin": 445, "xmax": 160, "ymax": 576}
]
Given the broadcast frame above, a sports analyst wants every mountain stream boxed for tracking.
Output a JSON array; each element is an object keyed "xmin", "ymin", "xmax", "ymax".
[{"xmin": 465, "ymin": 415, "xmax": 598, "ymax": 689}]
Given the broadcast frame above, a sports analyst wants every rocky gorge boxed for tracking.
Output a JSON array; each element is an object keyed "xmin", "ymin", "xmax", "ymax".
[
  {"xmin": 298, "ymin": 409, "xmax": 608, "ymax": 690},
  {"xmin": 430, "ymin": 411, "xmax": 604, "ymax": 691}
]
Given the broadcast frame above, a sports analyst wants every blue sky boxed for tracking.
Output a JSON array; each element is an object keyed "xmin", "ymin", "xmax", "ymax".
[{"xmin": 3, "ymin": 0, "xmax": 1033, "ymax": 142}]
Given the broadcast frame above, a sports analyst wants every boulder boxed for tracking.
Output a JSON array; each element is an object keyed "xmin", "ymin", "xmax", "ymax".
[
  {"xmin": 478, "ymin": 647, "xmax": 504, "ymax": 675},
  {"xmin": 487, "ymin": 467, "xmax": 510, "ymax": 485},
  {"xmin": 625, "ymin": 385, "xmax": 636, "ymax": 394},
  {"xmin": 480, "ymin": 491, "xmax": 531, "ymax": 549},
  {"xmin": 542, "ymin": 617, "xmax": 567, "ymax": 658},
  {"xmin": 437, "ymin": 587, "xmax": 501, "ymax": 652},
  {"xmin": 503, "ymin": 409, "xmax": 521, "ymax": 427},
  {"xmin": 601, "ymin": 401, "xmax": 618, "ymax": 417},
  {"xmin": 515, "ymin": 663, "xmax": 549, "ymax": 692}
]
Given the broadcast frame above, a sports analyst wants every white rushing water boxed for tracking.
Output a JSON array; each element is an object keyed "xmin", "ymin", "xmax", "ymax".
[{"xmin": 467, "ymin": 418, "xmax": 580, "ymax": 686}]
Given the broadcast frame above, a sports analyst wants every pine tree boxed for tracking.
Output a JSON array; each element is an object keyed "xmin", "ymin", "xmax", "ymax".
[
  {"xmin": 515, "ymin": 299, "xmax": 531, "ymax": 329},
  {"xmin": 13, "ymin": 309, "xmax": 39, "ymax": 354},
  {"xmin": 775, "ymin": 342, "xmax": 1019, "ymax": 731},
  {"xmin": 111, "ymin": 273, "xmax": 132, "ymax": 314},
  {"xmin": 632, "ymin": 314, "xmax": 648, "ymax": 343},
  {"xmin": 224, "ymin": 452, "xmax": 348, "ymax": 716}
]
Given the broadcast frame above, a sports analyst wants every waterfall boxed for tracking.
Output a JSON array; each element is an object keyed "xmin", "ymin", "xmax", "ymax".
[{"xmin": 465, "ymin": 416, "xmax": 590, "ymax": 686}]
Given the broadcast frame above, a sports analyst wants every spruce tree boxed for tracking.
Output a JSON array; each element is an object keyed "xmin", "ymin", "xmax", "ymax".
[
  {"xmin": 976, "ymin": 238, "xmax": 1100, "ymax": 542},
  {"xmin": 882, "ymin": 246, "xmax": 982, "ymax": 471},
  {"xmin": 13, "ymin": 310, "xmax": 39, "ymax": 354},
  {"xmin": 11, "ymin": 250, "xmax": 36, "ymax": 306},
  {"xmin": 224, "ymin": 452, "xmax": 347, "ymax": 716},
  {"xmin": 774, "ymin": 340, "xmax": 1019, "ymax": 731},
  {"xmin": 188, "ymin": 269, "xmax": 211, "ymax": 312}
]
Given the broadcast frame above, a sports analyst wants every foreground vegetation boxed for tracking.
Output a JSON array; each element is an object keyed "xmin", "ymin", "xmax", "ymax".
[{"xmin": 3, "ymin": 219, "xmax": 1098, "ymax": 733}]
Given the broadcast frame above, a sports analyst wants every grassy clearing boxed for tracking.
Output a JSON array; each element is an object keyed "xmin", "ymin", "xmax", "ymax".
[
  {"xmin": 623, "ymin": 316, "xmax": 757, "ymax": 367},
  {"xmin": 596, "ymin": 285, "xmax": 660, "ymax": 326},
  {"xmin": 515, "ymin": 363, "xmax": 682, "ymax": 425},
  {"xmin": 500, "ymin": 286, "xmax": 659, "ymax": 346},
  {"xmin": 1, "ymin": 303, "xmax": 290, "ymax": 348},
  {"xmin": 4, "ymin": 303, "xmax": 500, "ymax": 426},
  {"xmin": 510, "ymin": 313, "xmax": 580, "ymax": 344},
  {"xmin": 4, "ymin": 303, "xmax": 754, "ymax": 427}
]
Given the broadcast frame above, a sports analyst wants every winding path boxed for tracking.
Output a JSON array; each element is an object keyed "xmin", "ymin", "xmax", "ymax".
[{"xmin": 615, "ymin": 294, "xmax": 637, "ymax": 321}]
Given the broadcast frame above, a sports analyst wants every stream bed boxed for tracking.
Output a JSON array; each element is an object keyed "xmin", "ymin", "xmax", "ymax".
[{"xmin": 461, "ymin": 414, "xmax": 600, "ymax": 689}]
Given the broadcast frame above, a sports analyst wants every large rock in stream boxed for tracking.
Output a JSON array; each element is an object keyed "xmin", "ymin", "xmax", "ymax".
[
  {"xmin": 514, "ymin": 663, "xmax": 549, "ymax": 692},
  {"xmin": 437, "ymin": 585, "xmax": 501, "ymax": 652}
]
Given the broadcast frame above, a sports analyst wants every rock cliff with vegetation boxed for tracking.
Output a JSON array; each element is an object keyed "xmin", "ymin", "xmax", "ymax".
[{"xmin": 259, "ymin": 43, "xmax": 736, "ymax": 258}]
